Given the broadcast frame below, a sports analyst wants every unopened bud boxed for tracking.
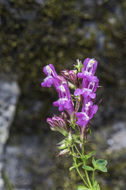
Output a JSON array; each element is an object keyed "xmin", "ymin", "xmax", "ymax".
[
  {"xmin": 61, "ymin": 70, "xmax": 69, "ymax": 79},
  {"xmin": 58, "ymin": 143, "xmax": 66, "ymax": 150},
  {"xmin": 68, "ymin": 131, "xmax": 72, "ymax": 143},
  {"xmin": 61, "ymin": 112, "xmax": 68, "ymax": 121},
  {"xmin": 47, "ymin": 115, "xmax": 67, "ymax": 132},
  {"xmin": 61, "ymin": 70, "xmax": 77, "ymax": 85},
  {"xmin": 58, "ymin": 149, "xmax": 69, "ymax": 156},
  {"xmin": 69, "ymin": 70, "xmax": 77, "ymax": 84},
  {"xmin": 75, "ymin": 59, "xmax": 83, "ymax": 72}
]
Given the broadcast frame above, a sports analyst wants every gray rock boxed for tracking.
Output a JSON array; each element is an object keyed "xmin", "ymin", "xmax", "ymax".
[
  {"xmin": 0, "ymin": 79, "xmax": 20, "ymax": 190},
  {"xmin": 4, "ymin": 134, "xmax": 56, "ymax": 190},
  {"xmin": 35, "ymin": 0, "xmax": 46, "ymax": 5},
  {"xmin": 107, "ymin": 122, "xmax": 126, "ymax": 152},
  {"xmin": 0, "ymin": 80, "xmax": 20, "ymax": 146}
]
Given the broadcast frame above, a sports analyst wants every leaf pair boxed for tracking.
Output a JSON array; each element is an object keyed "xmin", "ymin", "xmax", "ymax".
[
  {"xmin": 81, "ymin": 151, "xmax": 95, "ymax": 161},
  {"xmin": 92, "ymin": 158, "xmax": 108, "ymax": 173}
]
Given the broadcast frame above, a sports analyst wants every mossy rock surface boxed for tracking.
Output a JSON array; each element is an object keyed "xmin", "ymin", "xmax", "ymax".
[
  {"xmin": 0, "ymin": 0, "xmax": 126, "ymax": 133},
  {"xmin": 0, "ymin": 1, "xmax": 126, "ymax": 189}
]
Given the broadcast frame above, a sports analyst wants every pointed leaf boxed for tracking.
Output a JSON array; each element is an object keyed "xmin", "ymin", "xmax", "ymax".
[
  {"xmin": 85, "ymin": 151, "xmax": 95, "ymax": 159},
  {"xmin": 97, "ymin": 166, "xmax": 107, "ymax": 172},
  {"xmin": 83, "ymin": 165, "xmax": 94, "ymax": 171},
  {"xmin": 92, "ymin": 157, "xmax": 96, "ymax": 168},
  {"xmin": 81, "ymin": 151, "xmax": 95, "ymax": 162},
  {"xmin": 93, "ymin": 181, "xmax": 101, "ymax": 190},
  {"xmin": 77, "ymin": 185, "xmax": 89, "ymax": 190},
  {"xmin": 96, "ymin": 159, "xmax": 108, "ymax": 167}
]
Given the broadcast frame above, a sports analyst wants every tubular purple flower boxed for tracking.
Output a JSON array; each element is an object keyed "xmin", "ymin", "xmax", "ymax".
[
  {"xmin": 76, "ymin": 103, "xmax": 98, "ymax": 132},
  {"xmin": 76, "ymin": 112, "xmax": 89, "ymax": 128},
  {"xmin": 74, "ymin": 76, "xmax": 99, "ymax": 99},
  {"xmin": 43, "ymin": 64, "xmax": 57, "ymax": 77},
  {"xmin": 76, "ymin": 92, "xmax": 98, "ymax": 138},
  {"xmin": 77, "ymin": 58, "xmax": 98, "ymax": 78},
  {"xmin": 41, "ymin": 64, "xmax": 74, "ymax": 115},
  {"xmin": 41, "ymin": 64, "xmax": 58, "ymax": 87},
  {"xmin": 53, "ymin": 83, "xmax": 74, "ymax": 114},
  {"xmin": 41, "ymin": 57, "xmax": 99, "ymax": 139}
]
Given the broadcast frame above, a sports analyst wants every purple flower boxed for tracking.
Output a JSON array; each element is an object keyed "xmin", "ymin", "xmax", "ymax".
[
  {"xmin": 76, "ymin": 89, "xmax": 98, "ymax": 138},
  {"xmin": 41, "ymin": 58, "xmax": 100, "ymax": 139},
  {"xmin": 77, "ymin": 58, "xmax": 98, "ymax": 78},
  {"xmin": 41, "ymin": 64, "xmax": 58, "ymax": 87},
  {"xmin": 47, "ymin": 115, "xmax": 68, "ymax": 136},
  {"xmin": 74, "ymin": 75, "xmax": 99, "ymax": 99},
  {"xmin": 76, "ymin": 97, "xmax": 98, "ymax": 131},
  {"xmin": 47, "ymin": 115, "xmax": 66, "ymax": 129},
  {"xmin": 41, "ymin": 64, "xmax": 74, "ymax": 114},
  {"xmin": 53, "ymin": 83, "xmax": 74, "ymax": 114}
]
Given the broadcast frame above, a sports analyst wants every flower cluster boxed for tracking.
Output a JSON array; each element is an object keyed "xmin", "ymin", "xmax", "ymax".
[
  {"xmin": 41, "ymin": 58, "xmax": 99, "ymax": 139},
  {"xmin": 74, "ymin": 58, "xmax": 99, "ymax": 138},
  {"xmin": 41, "ymin": 59, "xmax": 108, "ymax": 190}
]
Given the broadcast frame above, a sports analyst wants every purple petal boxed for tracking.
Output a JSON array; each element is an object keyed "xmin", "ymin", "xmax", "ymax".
[
  {"xmin": 74, "ymin": 88, "xmax": 83, "ymax": 96},
  {"xmin": 41, "ymin": 76, "xmax": 54, "ymax": 87},
  {"xmin": 43, "ymin": 64, "xmax": 57, "ymax": 77},
  {"xmin": 89, "ymin": 104, "xmax": 98, "ymax": 118},
  {"xmin": 83, "ymin": 58, "xmax": 98, "ymax": 76}
]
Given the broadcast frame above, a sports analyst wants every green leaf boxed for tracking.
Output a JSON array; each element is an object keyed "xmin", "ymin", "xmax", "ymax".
[
  {"xmin": 93, "ymin": 181, "xmax": 101, "ymax": 190},
  {"xmin": 97, "ymin": 166, "xmax": 107, "ymax": 172},
  {"xmin": 83, "ymin": 165, "xmax": 94, "ymax": 171},
  {"xmin": 81, "ymin": 151, "xmax": 95, "ymax": 162},
  {"xmin": 85, "ymin": 151, "xmax": 95, "ymax": 159},
  {"xmin": 95, "ymin": 159, "xmax": 108, "ymax": 167},
  {"xmin": 69, "ymin": 166, "xmax": 76, "ymax": 171},
  {"xmin": 92, "ymin": 157, "xmax": 97, "ymax": 168},
  {"xmin": 77, "ymin": 185, "xmax": 89, "ymax": 190},
  {"xmin": 92, "ymin": 158, "xmax": 108, "ymax": 172}
]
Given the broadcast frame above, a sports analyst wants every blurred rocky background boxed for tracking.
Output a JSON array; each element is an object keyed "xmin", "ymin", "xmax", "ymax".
[{"xmin": 0, "ymin": 0, "xmax": 126, "ymax": 189}]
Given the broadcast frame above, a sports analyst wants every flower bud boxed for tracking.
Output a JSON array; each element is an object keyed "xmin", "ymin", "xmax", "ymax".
[
  {"xmin": 61, "ymin": 70, "xmax": 69, "ymax": 79},
  {"xmin": 69, "ymin": 70, "xmax": 77, "ymax": 84},
  {"xmin": 61, "ymin": 70, "xmax": 77, "ymax": 85},
  {"xmin": 74, "ymin": 59, "xmax": 83, "ymax": 72},
  {"xmin": 61, "ymin": 112, "xmax": 68, "ymax": 121},
  {"xmin": 47, "ymin": 115, "xmax": 68, "ymax": 136},
  {"xmin": 68, "ymin": 131, "xmax": 72, "ymax": 143},
  {"xmin": 58, "ymin": 149, "xmax": 69, "ymax": 156}
]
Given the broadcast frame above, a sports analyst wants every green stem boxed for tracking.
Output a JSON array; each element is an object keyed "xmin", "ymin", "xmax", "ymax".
[
  {"xmin": 74, "ymin": 144, "xmax": 81, "ymax": 157},
  {"xmin": 82, "ymin": 142, "xmax": 92, "ymax": 189},
  {"xmin": 92, "ymin": 170, "xmax": 95, "ymax": 185},
  {"xmin": 85, "ymin": 170, "xmax": 92, "ymax": 188},
  {"xmin": 71, "ymin": 146, "xmax": 89, "ymax": 188}
]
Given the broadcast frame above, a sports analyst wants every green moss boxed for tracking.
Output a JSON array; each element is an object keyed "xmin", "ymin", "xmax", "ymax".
[{"xmin": 1, "ymin": 1, "xmax": 126, "ymax": 188}]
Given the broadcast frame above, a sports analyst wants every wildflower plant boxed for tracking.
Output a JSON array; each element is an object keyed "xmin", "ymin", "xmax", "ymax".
[{"xmin": 41, "ymin": 58, "xmax": 108, "ymax": 190}]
